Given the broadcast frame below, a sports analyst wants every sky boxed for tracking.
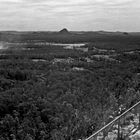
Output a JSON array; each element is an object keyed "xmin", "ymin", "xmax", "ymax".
[{"xmin": 0, "ymin": 0, "xmax": 140, "ymax": 31}]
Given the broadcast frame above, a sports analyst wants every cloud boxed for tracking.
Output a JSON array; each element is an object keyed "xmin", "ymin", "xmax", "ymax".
[{"xmin": 0, "ymin": 0, "xmax": 140, "ymax": 31}]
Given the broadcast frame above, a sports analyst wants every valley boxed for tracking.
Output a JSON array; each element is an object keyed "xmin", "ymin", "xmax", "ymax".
[{"xmin": 0, "ymin": 31, "xmax": 140, "ymax": 140}]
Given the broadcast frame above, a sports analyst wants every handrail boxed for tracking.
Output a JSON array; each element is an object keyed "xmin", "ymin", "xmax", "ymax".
[{"xmin": 85, "ymin": 100, "xmax": 140, "ymax": 140}]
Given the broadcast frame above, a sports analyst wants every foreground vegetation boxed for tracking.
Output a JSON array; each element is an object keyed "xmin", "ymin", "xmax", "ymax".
[{"xmin": 0, "ymin": 31, "xmax": 140, "ymax": 140}]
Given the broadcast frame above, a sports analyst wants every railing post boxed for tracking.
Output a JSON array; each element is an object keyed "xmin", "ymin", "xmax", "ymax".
[
  {"xmin": 138, "ymin": 105, "xmax": 140, "ymax": 130},
  {"xmin": 117, "ymin": 118, "xmax": 120, "ymax": 140}
]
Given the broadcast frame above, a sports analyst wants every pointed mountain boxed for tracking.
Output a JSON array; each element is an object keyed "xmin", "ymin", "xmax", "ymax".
[{"xmin": 59, "ymin": 28, "xmax": 70, "ymax": 34}]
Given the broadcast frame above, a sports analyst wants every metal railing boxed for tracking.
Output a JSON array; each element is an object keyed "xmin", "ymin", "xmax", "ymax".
[{"xmin": 85, "ymin": 100, "xmax": 140, "ymax": 140}]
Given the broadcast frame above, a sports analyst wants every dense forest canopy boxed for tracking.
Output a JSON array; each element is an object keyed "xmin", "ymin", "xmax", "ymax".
[{"xmin": 0, "ymin": 31, "xmax": 140, "ymax": 140}]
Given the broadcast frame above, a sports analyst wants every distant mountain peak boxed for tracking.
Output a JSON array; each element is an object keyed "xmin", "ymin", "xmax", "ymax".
[{"xmin": 59, "ymin": 28, "xmax": 69, "ymax": 34}]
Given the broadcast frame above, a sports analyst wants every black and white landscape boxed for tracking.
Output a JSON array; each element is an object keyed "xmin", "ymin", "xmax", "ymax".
[{"xmin": 0, "ymin": 0, "xmax": 140, "ymax": 140}]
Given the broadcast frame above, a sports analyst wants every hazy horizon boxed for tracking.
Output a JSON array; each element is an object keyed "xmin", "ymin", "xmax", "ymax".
[
  {"xmin": 0, "ymin": 29, "xmax": 140, "ymax": 33},
  {"xmin": 0, "ymin": 0, "xmax": 140, "ymax": 32}
]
